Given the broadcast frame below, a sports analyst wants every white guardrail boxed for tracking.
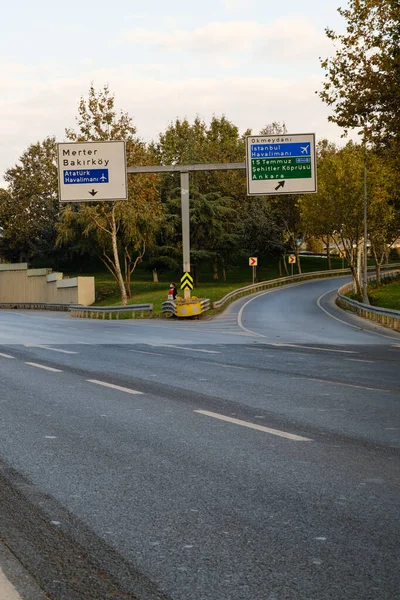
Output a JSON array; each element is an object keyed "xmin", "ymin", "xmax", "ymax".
[
  {"xmin": 69, "ymin": 303, "xmax": 153, "ymax": 319},
  {"xmin": 337, "ymin": 270, "xmax": 400, "ymax": 331}
]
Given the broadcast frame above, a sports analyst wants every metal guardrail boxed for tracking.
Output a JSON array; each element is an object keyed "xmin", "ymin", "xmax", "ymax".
[
  {"xmin": 0, "ymin": 302, "xmax": 69, "ymax": 311},
  {"xmin": 69, "ymin": 303, "xmax": 153, "ymax": 319},
  {"xmin": 212, "ymin": 264, "xmax": 400, "ymax": 311},
  {"xmin": 337, "ymin": 270, "xmax": 400, "ymax": 331},
  {"xmin": 162, "ymin": 300, "xmax": 177, "ymax": 316},
  {"xmin": 162, "ymin": 298, "xmax": 211, "ymax": 317},
  {"xmin": 212, "ymin": 269, "xmax": 351, "ymax": 310}
]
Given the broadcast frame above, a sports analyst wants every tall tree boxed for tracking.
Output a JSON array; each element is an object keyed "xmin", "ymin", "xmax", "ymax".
[
  {"xmin": 319, "ymin": 0, "xmax": 400, "ymax": 154},
  {"xmin": 59, "ymin": 84, "xmax": 163, "ymax": 305},
  {"xmin": 0, "ymin": 137, "xmax": 58, "ymax": 262}
]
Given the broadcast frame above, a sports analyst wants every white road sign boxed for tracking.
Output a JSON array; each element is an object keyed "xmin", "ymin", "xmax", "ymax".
[
  {"xmin": 57, "ymin": 140, "xmax": 128, "ymax": 203},
  {"xmin": 246, "ymin": 133, "xmax": 316, "ymax": 196}
]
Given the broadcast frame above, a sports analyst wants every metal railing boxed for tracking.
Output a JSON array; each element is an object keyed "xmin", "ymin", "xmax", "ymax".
[
  {"xmin": 212, "ymin": 269, "xmax": 351, "ymax": 311},
  {"xmin": 0, "ymin": 302, "xmax": 69, "ymax": 311},
  {"xmin": 69, "ymin": 303, "xmax": 153, "ymax": 319},
  {"xmin": 337, "ymin": 270, "xmax": 400, "ymax": 331}
]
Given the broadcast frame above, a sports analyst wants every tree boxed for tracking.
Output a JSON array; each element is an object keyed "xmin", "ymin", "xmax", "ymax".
[
  {"xmin": 58, "ymin": 85, "xmax": 163, "ymax": 305},
  {"xmin": 300, "ymin": 140, "xmax": 339, "ymax": 269},
  {"xmin": 319, "ymin": 0, "xmax": 400, "ymax": 154},
  {"xmin": 0, "ymin": 137, "xmax": 59, "ymax": 262},
  {"xmin": 365, "ymin": 152, "xmax": 400, "ymax": 283}
]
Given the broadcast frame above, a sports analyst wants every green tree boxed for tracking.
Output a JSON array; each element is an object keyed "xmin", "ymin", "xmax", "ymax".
[
  {"xmin": 300, "ymin": 140, "xmax": 339, "ymax": 269},
  {"xmin": 0, "ymin": 137, "xmax": 59, "ymax": 262},
  {"xmin": 58, "ymin": 84, "xmax": 163, "ymax": 305},
  {"xmin": 319, "ymin": 0, "xmax": 400, "ymax": 154}
]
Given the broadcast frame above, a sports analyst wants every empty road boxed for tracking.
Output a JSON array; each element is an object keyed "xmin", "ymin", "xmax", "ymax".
[{"xmin": 0, "ymin": 276, "xmax": 399, "ymax": 600}]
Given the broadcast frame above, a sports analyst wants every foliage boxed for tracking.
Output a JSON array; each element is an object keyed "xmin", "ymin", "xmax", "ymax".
[
  {"xmin": 319, "ymin": 0, "xmax": 400, "ymax": 153},
  {"xmin": 0, "ymin": 137, "xmax": 59, "ymax": 262}
]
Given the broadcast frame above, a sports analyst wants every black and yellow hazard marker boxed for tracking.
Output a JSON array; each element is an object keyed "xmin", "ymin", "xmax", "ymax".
[{"xmin": 180, "ymin": 272, "xmax": 194, "ymax": 290}]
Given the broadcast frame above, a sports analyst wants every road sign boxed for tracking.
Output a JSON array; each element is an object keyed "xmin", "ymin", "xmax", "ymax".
[
  {"xmin": 339, "ymin": 250, "xmax": 346, "ymax": 258},
  {"xmin": 249, "ymin": 257, "xmax": 258, "ymax": 266},
  {"xmin": 246, "ymin": 133, "xmax": 316, "ymax": 196},
  {"xmin": 180, "ymin": 272, "xmax": 194, "ymax": 290},
  {"xmin": 288, "ymin": 255, "xmax": 296, "ymax": 264},
  {"xmin": 57, "ymin": 140, "xmax": 127, "ymax": 203}
]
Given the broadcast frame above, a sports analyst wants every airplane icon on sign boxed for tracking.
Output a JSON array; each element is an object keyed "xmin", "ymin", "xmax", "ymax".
[
  {"xmin": 100, "ymin": 173, "xmax": 107, "ymax": 182},
  {"xmin": 301, "ymin": 145, "xmax": 309, "ymax": 154}
]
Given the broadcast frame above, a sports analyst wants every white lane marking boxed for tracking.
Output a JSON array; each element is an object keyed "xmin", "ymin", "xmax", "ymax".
[
  {"xmin": 45, "ymin": 436, "xmax": 57, "ymax": 440},
  {"xmin": 198, "ymin": 360, "xmax": 246, "ymax": 370},
  {"xmin": 129, "ymin": 349, "xmax": 164, "ymax": 356},
  {"xmin": 237, "ymin": 280, "xmax": 324, "ymax": 338},
  {"xmin": 24, "ymin": 344, "xmax": 78, "ymax": 355},
  {"xmin": 194, "ymin": 410, "xmax": 312, "ymax": 441},
  {"xmin": 317, "ymin": 289, "xmax": 400, "ymax": 341},
  {"xmin": 87, "ymin": 380, "xmax": 143, "ymax": 395},
  {"xmin": 393, "ymin": 344, "xmax": 400, "ymax": 348},
  {"xmin": 0, "ymin": 353, "xmax": 15, "ymax": 359},
  {"xmin": 305, "ymin": 377, "xmax": 391, "ymax": 393},
  {"xmin": 347, "ymin": 358, "xmax": 375, "ymax": 364},
  {"xmin": 266, "ymin": 342, "xmax": 357, "ymax": 354},
  {"xmin": 25, "ymin": 362, "xmax": 63, "ymax": 373},
  {"xmin": 148, "ymin": 344, "xmax": 220, "ymax": 354}
]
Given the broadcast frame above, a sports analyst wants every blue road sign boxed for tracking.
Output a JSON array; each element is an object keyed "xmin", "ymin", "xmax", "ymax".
[
  {"xmin": 63, "ymin": 169, "xmax": 109, "ymax": 185},
  {"xmin": 251, "ymin": 143, "xmax": 311, "ymax": 158}
]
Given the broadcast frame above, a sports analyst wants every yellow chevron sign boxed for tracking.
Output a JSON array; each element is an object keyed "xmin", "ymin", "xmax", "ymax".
[{"xmin": 180, "ymin": 272, "xmax": 194, "ymax": 290}]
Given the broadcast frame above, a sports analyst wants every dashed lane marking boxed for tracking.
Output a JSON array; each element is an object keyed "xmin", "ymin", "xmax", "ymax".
[
  {"xmin": 25, "ymin": 362, "xmax": 63, "ymax": 373},
  {"xmin": 24, "ymin": 344, "xmax": 78, "ymax": 355},
  {"xmin": 347, "ymin": 358, "xmax": 375, "ymax": 364},
  {"xmin": 87, "ymin": 380, "xmax": 144, "ymax": 395},
  {"xmin": 129, "ymin": 349, "xmax": 164, "ymax": 356},
  {"xmin": 304, "ymin": 377, "xmax": 392, "ymax": 393},
  {"xmin": 266, "ymin": 342, "xmax": 357, "ymax": 354},
  {"xmin": 0, "ymin": 353, "xmax": 15, "ymax": 359},
  {"xmin": 194, "ymin": 410, "xmax": 312, "ymax": 441},
  {"xmin": 147, "ymin": 344, "xmax": 221, "ymax": 354}
]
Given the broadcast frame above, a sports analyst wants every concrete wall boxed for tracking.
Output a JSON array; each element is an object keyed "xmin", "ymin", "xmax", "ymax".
[{"xmin": 0, "ymin": 264, "xmax": 95, "ymax": 306}]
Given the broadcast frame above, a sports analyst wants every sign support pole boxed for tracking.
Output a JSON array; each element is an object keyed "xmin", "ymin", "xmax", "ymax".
[
  {"xmin": 363, "ymin": 160, "xmax": 370, "ymax": 304},
  {"xmin": 180, "ymin": 172, "xmax": 191, "ymax": 300}
]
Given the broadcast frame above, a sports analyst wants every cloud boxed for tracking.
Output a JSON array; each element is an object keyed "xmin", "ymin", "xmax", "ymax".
[
  {"xmin": 0, "ymin": 61, "xmax": 351, "ymax": 187},
  {"xmin": 117, "ymin": 17, "xmax": 330, "ymax": 60}
]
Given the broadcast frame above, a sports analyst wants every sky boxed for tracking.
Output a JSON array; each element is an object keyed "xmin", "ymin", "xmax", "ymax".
[{"xmin": 0, "ymin": 0, "xmax": 353, "ymax": 183}]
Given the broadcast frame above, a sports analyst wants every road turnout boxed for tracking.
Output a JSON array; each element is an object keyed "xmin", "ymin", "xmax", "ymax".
[{"xmin": 0, "ymin": 276, "xmax": 399, "ymax": 600}]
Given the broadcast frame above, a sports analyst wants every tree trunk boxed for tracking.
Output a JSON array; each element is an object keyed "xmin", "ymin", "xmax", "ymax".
[
  {"xmin": 222, "ymin": 265, "xmax": 227, "ymax": 282},
  {"xmin": 376, "ymin": 262, "xmax": 381, "ymax": 286},
  {"xmin": 326, "ymin": 235, "xmax": 332, "ymax": 270},
  {"xmin": 153, "ymin": 269, "xmax": 159, "ymax": 283},
  {"xmin": 283, "ymin": 255, "xmax": 289, "ymax": 276},
  {"xmin": 350, "ymin": 262, "xmax": 362, "ymax": 297},
  {"xmin": 213, "ymin": 263, "xmax": 219, "ymax": 280},
  {"xmin": 295, "ymin": 246, "xmax": 302, "ymax": 275},
  {"xmin": 110, "ymin": 208, "xmax": 127, "ymax": 306},
  {"xmin": 278, "ymin": 259, "xmax": 282, "ymax": 277}
]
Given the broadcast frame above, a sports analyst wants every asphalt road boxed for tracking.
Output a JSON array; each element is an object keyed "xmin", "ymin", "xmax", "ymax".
[{"xmin": 0, "ymin": 276, "xmax": 399, "ymax": 600}]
